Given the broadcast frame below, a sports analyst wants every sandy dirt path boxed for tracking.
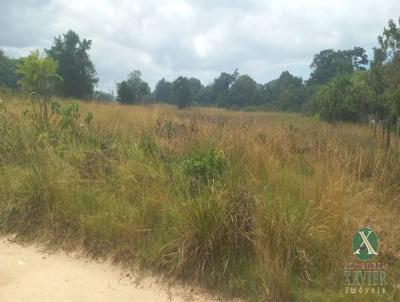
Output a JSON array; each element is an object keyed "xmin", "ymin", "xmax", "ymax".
[{"xmin": 0, "ymin": 238, "xmax": 223, "ymax": 302}]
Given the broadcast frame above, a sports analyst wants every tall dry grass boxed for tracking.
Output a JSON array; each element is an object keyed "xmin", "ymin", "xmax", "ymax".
[{"xmin": 0, "ymin": 95, "xmax": 399, "ymax": 301}]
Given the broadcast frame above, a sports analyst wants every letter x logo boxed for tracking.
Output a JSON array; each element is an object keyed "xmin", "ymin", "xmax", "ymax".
[
  {"xmin": 352, "ymin": 228, "xmax": 379, "ymax": 261},
  {"xmin": 353, "ymin": 230, "xmax": 378, "ymax": 255}
]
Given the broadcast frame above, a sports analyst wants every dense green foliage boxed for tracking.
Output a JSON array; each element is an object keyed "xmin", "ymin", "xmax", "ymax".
[
  {"xmin": 93, "ymin": 90, "xmax": 114, "ymax": 102},
  {"xmin": 154, "ymin": 78, "xmax": 172, "ymax": 102},
  {"xmin": 172, "ymin": 76, "xmax": 193, "ymax": 108},
  {"xmin": 154, "ymin": 69, "xmax": 307, "ymax": 112},
  {"xmin": 16, "ymin": 50, "xmax": 61, "ymax": 97},
  {"xmin": 307, "ymin": 47, "xmax": 368, "ymax": 86},
  {"xmin": 46, "ymin": 30, "xmax": 98, "ymax": 98},
  {"xmin": 188, "ymin": 77, "xmax": 204, "ymax": 103},
  {"xmin": 116, "ymin": 70, "xmax": 150, "ymax": 104},
  {"xmin": 261, "ymin": 71, "xmax": 306, "ymax": 111},
  {"xmin": 0, "ymin": 50, "xmax": 18, "ymax": 88},
  {"xmin": 313, "ymin": 73, "xmax": 375, "ymax": 122},
  {"xmin": 219, "ymin": 75, "xmax": 258, "ymax": 107},
  {"xmin": 377, "ymin": 19, "xmax": 400, "ymax": 120}
]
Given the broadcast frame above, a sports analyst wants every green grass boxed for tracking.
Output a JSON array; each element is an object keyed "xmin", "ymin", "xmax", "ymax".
[{"xmin": 0, "ymin": 96, "xmax": 399, "ymax": 301}]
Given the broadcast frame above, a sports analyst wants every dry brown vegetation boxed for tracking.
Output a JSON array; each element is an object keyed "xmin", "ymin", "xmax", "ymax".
[{"xmin": 0, "ymin": 96, "xmax": 399, "ymax": 301}]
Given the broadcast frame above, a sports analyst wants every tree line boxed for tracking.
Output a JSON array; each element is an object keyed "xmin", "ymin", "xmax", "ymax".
[{"xmin": 0, "ymin": 19, "xmax": 399, "ymax": 130}]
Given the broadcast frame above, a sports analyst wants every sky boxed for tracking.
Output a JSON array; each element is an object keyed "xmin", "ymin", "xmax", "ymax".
[{"xmin": 1, "ymin": 0, "xmax": 399, "ymax": 92}]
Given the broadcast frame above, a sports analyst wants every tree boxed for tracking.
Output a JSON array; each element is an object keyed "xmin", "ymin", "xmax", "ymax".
[
  {"xmin": 348, "ymin": 47, "xmax": 369, "ymax": 70},
  {"xmin": 211, "ymin": 69, "xmax": 239, "ymax": 105},
  {"xmin": 307, "ymin": 48, "xmax": 368, "ymax": 86},
  {"xmin": 378, "ymin": 18, "xmax": 400, "ymax": 118},
  {"xmin": 0, "ymin": 50, "xmax": 18, "ymax": 88},
  {"xmin": 277, "ymin": 73, "xmax": 305, "ymax": 111},
  {"xmin": 46, "ymin": 30, "xmax": 98, "ymax": 98},
  {"xmin": 16, "ymin": 50, "xmax": 62, "ymax": 97},
  {"xmin": 172, "ymin": 76, "xmax": 192, "ymax": 108},
  {"xmin": 197, "ymin": 85, "xmax": 214, "ymax": 106},
  {"xmin": 370, "ymin": 18, "xmax": 400, "ymax": 147},
  {"xmin": 213, "ymin": 70, "xmax": 239, "ymax": 93},
  {"xmin": 188, "ymin": 77, "xmax": 203, "ymax": 103},
  {"xmin": 370, "ymin": 48, "xmax": 386, "ymax": 94},
  {"xmin": 313, "ymin": 73, "xmax": 375, "ymax": 122},
  {"xmin": 224, "ymin": 74, "xmax": 257, "ymax": 107},
  {"xmin": 117, "ymin": 70, "xmax": 150, "ymax": 104},
  {"xmin": 154, "ymin": 78, "xmax": 172, "ymax": 103},
  {"xmin": 378, "ymin": 18, "xmax": 400, "ymax": 60},
  {"xmin": 350, "ymin": 71, "xmax": 377, "ymax": 119},
  {"xmin": 384, "ymin": 57, "xmax": 400, "ymax": 119},
  {"xmin": 259, "ymin": 71, "xmax": 305, "ymax": 111},
  {"xmin": 94, "ymin": 90, "xmax": 114, "ymax": 102}
]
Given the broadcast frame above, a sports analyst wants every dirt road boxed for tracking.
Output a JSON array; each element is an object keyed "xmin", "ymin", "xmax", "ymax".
[{"xmin": 0, "ymin": 238, "xmax": 220, "ymax": 302}]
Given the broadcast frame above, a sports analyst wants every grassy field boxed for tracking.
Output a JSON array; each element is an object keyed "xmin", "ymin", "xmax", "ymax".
[{"xmin": 0, "ymin": 95, "xmax": 399, "ymax": 301}]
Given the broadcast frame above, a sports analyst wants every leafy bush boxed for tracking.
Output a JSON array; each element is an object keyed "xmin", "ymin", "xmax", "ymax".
[
  {"xmin": 138, "ymin": 131, "xmax": 158, "ymax": 156},
  {"xmin": 182, "ymin": 148, "xmax": 227, "ymax": 184},
  {"xmin": 313, "ymin": 73, "xmax": 375, "ymax": 122},
  {"xmin": 25, "ymin": 101, "xmax": 93, "ymax": 138},
  {"xmin": 16, "ymin": 50, "xmax": 62, "ymax": 97}
]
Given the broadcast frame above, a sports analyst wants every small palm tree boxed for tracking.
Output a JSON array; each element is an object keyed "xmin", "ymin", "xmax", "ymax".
[{"xmin": 16, "ymin": 50, "xmax": 62, "ymax": 98}]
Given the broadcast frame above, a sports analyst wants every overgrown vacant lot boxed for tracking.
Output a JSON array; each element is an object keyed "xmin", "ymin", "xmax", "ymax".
[{"xmin": 0, "ymin": 98, "xmax": 399, "ymax": 301}]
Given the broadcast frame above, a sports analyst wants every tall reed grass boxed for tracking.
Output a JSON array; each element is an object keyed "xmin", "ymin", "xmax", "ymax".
[{"xmin": 0, "ymin": 95, "xmax": 399, "ymax": 301}]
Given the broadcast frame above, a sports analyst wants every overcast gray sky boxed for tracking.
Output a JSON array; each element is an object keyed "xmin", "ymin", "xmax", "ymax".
[{"xmin": 1, "ymin": 0, "xmax": 399, "ymax": 91}]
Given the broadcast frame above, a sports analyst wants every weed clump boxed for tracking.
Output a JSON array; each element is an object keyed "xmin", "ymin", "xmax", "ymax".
[
  {"xmin": 182, "ymin": 148, "xmax": 227, "ymax": 184},
  {"xmin": 155, "ymin": 116, "xmax": 198, "ymax": 138},
  {"xmin": 156, "ymin": 185, "xmax": 261, "ymax": 297},
  {"xmin": 138, "ymin": 131, "xmax": 158, "ymax": 156}
]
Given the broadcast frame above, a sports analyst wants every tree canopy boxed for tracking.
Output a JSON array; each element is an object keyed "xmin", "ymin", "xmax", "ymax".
[
  {"xmin": 311, "ymin": 18, "xmax": 400, "ymax": 125},
  {"xmin": 0, "ymin": 51, "xmax": 18, "ymax": 89},
  {"xmin": 221, "ymin": 75, "xmax": 258, "ymax": 107},
  {"xmin": 46, "ymin": 30, "xmax": 98, "ymax": 99},
  {"xmin": 377, "ymin": 18, "xmax": 400, "ymax": 120},
  {"xmin": 260, "ymin": 71, "xmax": 305, "ymax": 111},
  {"xmin": 313, "ymin": 72, "xmax": 375, "ymax": 122},
  {"xmin": 188, "ymin": 77, "xmax": 203, "ymax": 103},
  {"xmin": 154, "ymin": 78, "xmax": 172, "ymax": 102},
  {"xmin": 16, "ymin": 50, "xmax": 62, "ymax": 97},
  {"xmin": 172, "ymin": 76, "xmax": 192, "ymax": 108},
  {"xmin": 117, "ymin": 70, "xmax": 150, "ymax": 104},
  {"xmin": 307, "ymin": 47, "xmax": 368, "ymax": 86}
]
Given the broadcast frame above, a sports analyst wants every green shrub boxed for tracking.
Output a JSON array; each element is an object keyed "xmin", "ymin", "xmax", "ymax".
[
  {"xmin": 182, "ymin": 148, "xmax": 227, "ymax": 184},
  {"xmin": 138, "ymin": 131, "xmax": 158, "ymax": 156}
]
